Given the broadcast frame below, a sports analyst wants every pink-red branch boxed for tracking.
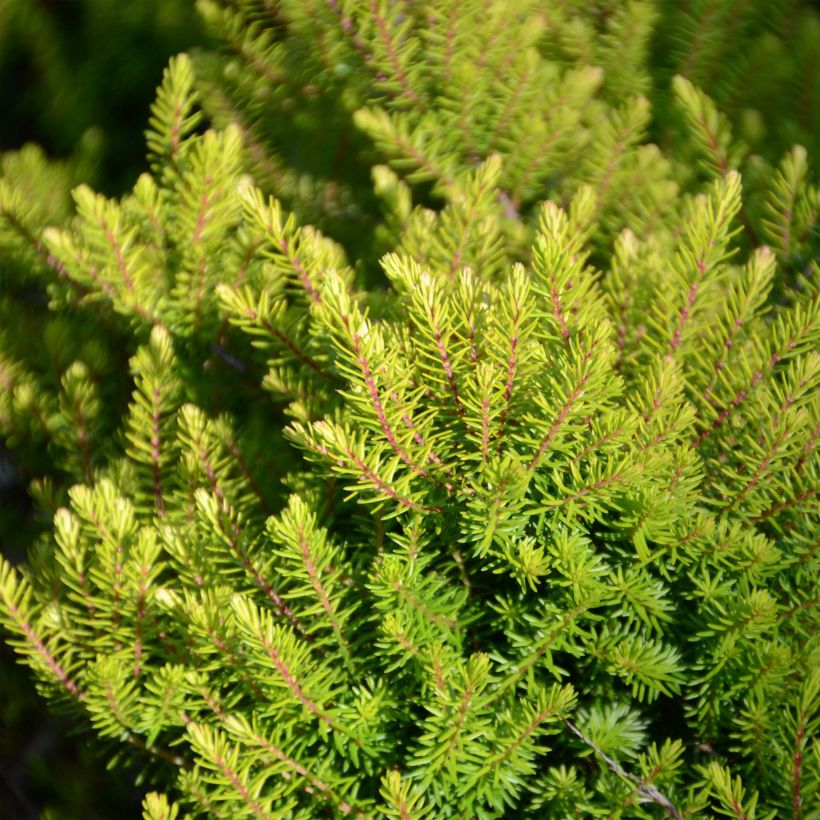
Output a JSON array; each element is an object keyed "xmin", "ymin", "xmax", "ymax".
[
  {"xmin": 529, "ymin": 379, "xmax": 586, "ymax": 471},
  {"xmin": 244, "ymin": 304, "xmax": 334, "ymax": 380},
  {"xmin": 210, "ymin": 751, "xmax": 272, "ymax": 820},
  {"xmin": 669, "ymin": 282, "xmax": 699, "ymax": 353},
  {"xmin": 497, "ymin": 305, "xmax": 522, "ymax": 446},
  {"xmin": 428, "ymin": 307, "xmax": 465, "ymax": 417},
  {"xmin": 210, "ymin": 500, "xmax": 308, "ymax": 638},
  {"xmin": 351, "ymin": 330, "xmax": 430, "ymax": 479},
  {"xmin": 150, "ymin": 389, "xmax": 166, "ymax": 517},
  {"xmin": 368, "ymin": 1, "xmax": 421, "ymax": 107},
  {"xmin": 279, "ymin": 238, "xmax": 321, "ymax": 303},
  {"xmin": 723, "ymin": 428, "xmax": 789, "ymax": 514},
  {"xmin": 541, "ymin": 472, "xmax": 625, "ymax": 510},
  {"xmin": 7, "ymin": 600, "xmax": 84, "ymax": 700}
]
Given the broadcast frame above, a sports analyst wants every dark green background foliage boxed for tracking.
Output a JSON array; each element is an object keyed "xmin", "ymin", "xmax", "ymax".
[
  {"xmin": 0, "ymin": 0, "xmax": 208, "ymax": 194},
  {"xmin": 0, "ymin": 1, "xmax": 818, "ymax": 818}
]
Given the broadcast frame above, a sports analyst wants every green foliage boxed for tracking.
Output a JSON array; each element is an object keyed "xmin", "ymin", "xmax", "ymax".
[
  {"xmin": 0, "ymin": 0, "xmax": 208, "ymax": 194},
  {"xmin": 1, "ymin": 1, "xmax": 819, "ymax": 818}
]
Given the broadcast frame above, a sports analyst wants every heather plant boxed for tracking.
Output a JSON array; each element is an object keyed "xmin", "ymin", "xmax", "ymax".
[{"xmin": 0, "ymin": 1, "xmax": 818, "ymax": 818}]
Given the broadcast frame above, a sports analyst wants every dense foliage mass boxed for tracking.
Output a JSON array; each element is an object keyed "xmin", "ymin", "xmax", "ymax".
[{"xmin": 1, "ymin": 1, "xmax": 818, "ymax": 817}]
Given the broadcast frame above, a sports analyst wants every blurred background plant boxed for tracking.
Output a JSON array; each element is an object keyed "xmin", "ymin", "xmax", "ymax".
[{"xmin": 0, "ymin": 0, "xmax": 208, "ymax": 195}]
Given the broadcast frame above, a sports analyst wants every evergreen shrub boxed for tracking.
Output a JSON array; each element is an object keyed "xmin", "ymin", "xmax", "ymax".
[{"xmin": 1, "ymin": 1, "xmax": 818, "ymax": 817}]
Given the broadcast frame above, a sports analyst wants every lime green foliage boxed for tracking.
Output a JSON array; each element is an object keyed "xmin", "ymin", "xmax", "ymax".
[{"xmin": 1, "ymin": 1, "xmax": 818, "ymax": 818}]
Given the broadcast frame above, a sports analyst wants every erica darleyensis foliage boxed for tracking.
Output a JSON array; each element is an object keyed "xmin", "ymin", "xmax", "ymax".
[{"xmin": 1, "ymin": 1, "xmax": 818, "ymax": 817}]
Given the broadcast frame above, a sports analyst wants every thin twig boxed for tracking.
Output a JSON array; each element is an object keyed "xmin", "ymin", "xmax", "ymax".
[
  {"xmin": 126, "ymin": 731, "xmax": 193, "ymax": 770},
  {"xmin": 563, "ymin": 718, "xmax": 683, "ymax": 820}
]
